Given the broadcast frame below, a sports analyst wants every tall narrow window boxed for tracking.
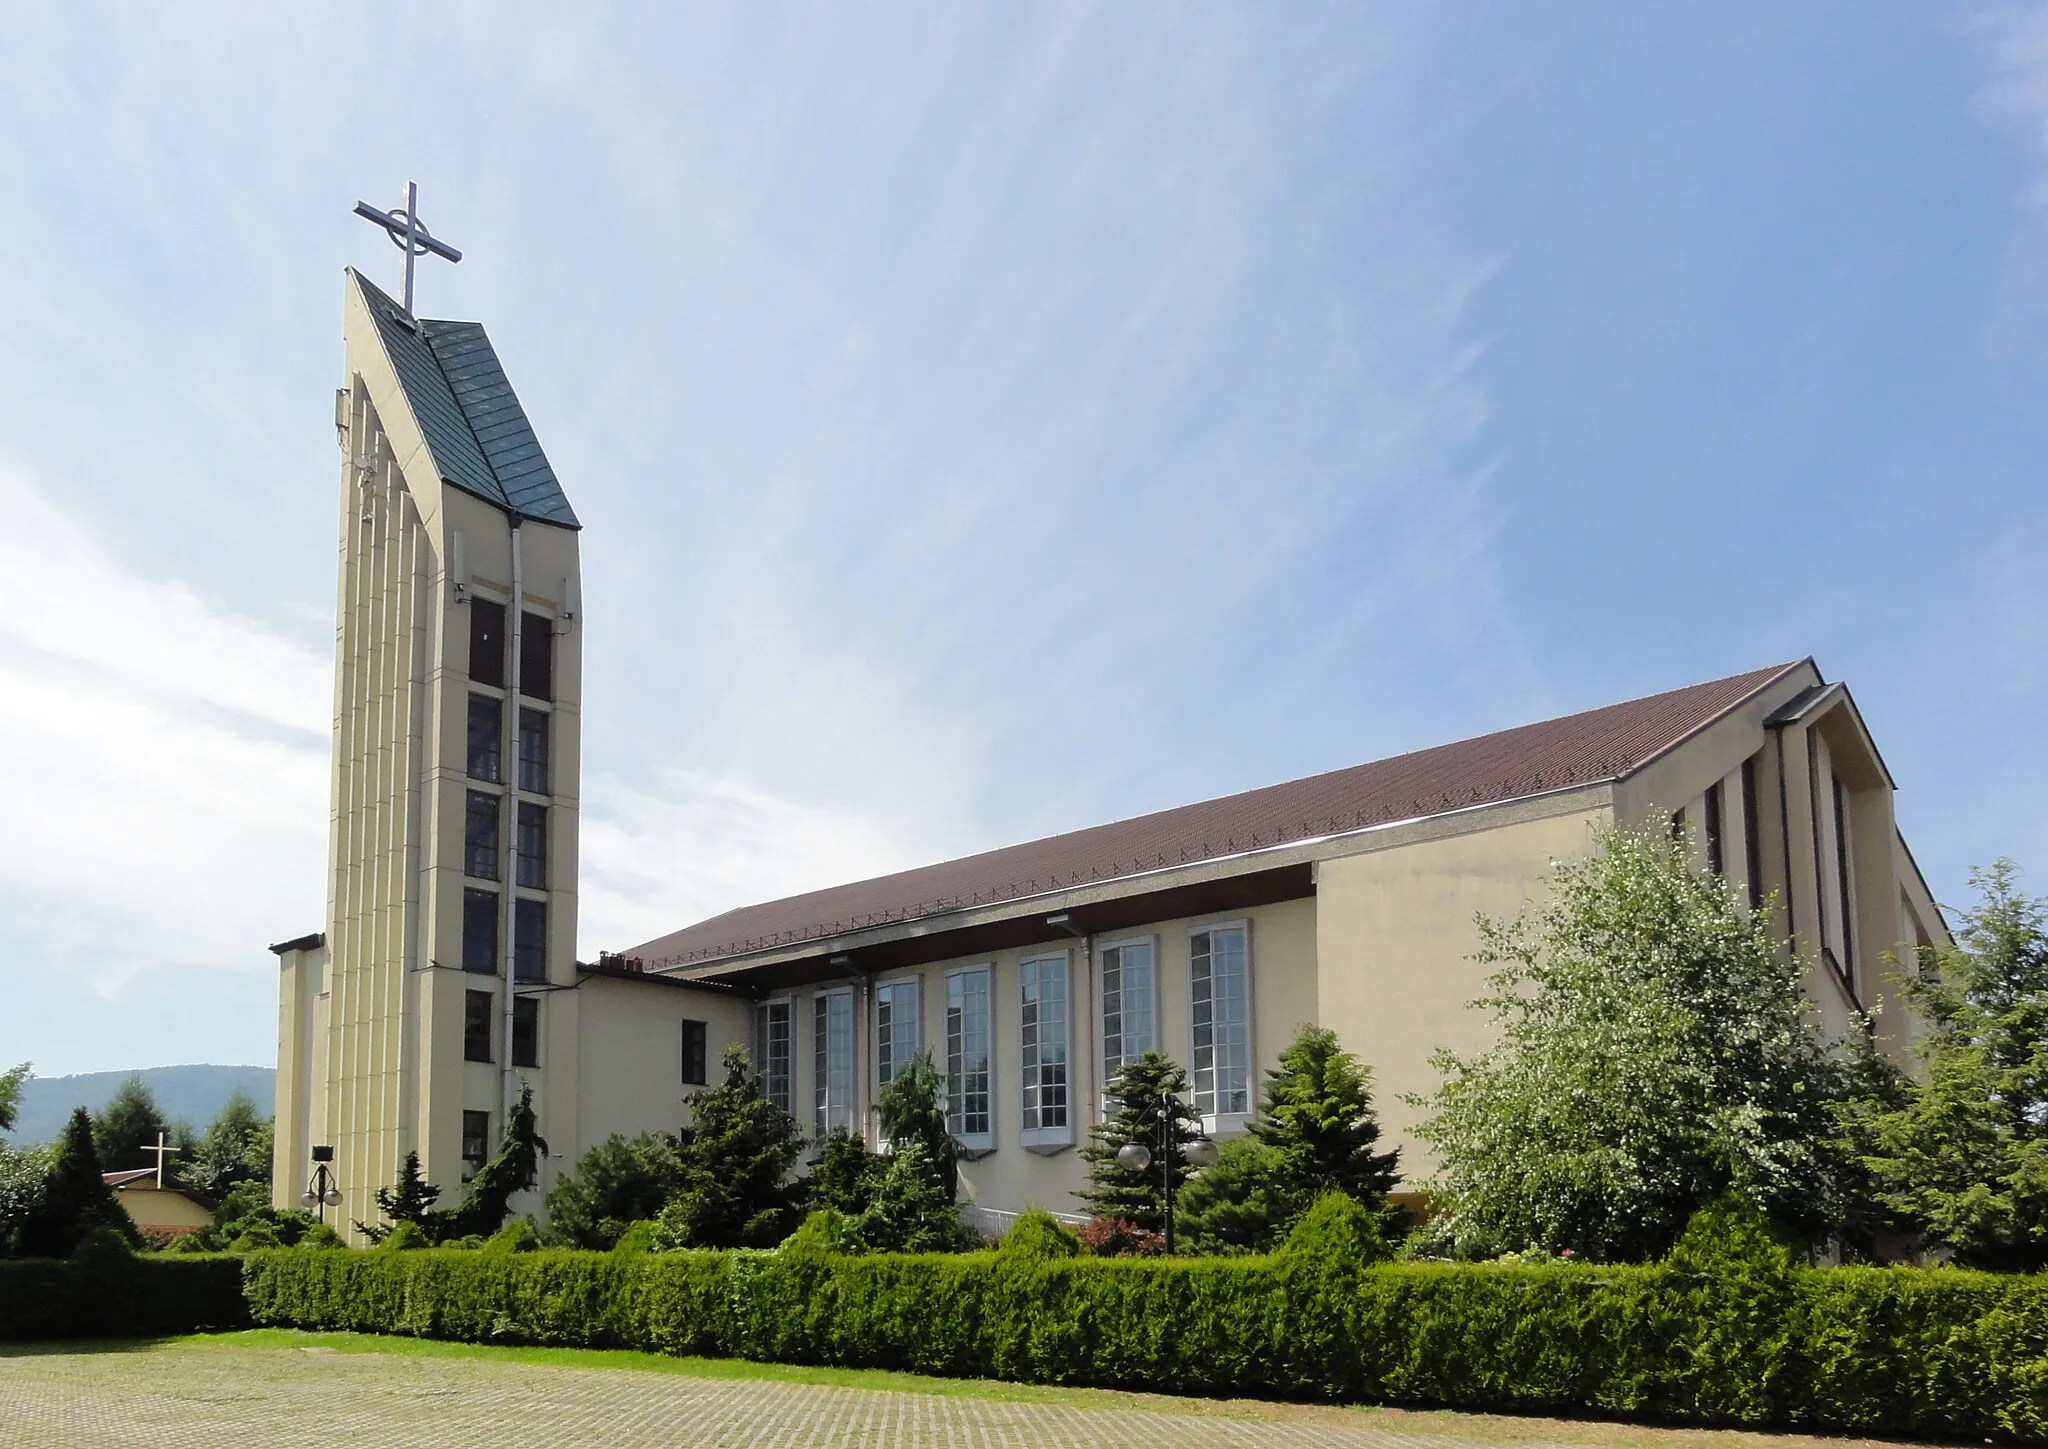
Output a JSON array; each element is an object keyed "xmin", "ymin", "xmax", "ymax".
[
  {"xmin": 1190, "ymin": 924, "xmax": 1251, "ymax": 1121},
  {"xmin": 461, "ymin": 889, "xmax": 498, "ymax": 973},
  {"xmin": 753, "ymin": 1000, "xmax": 792, "ymax": 1112},
  {"xmin": 512, "ymin": 995, "xmax": 540, "ymax": 1068},
  {"xmin": 813, "ymin": 991, "xmax": 854, "ymax": 1139},
  {"xmin": 875, "ymin": 978, "xmax": 921, "ymax": 1087},
  {"xmin": 681, "ymin": 1019, "xmax": 708, "ymax": 1086},
  {"xmin": 469, "ymin": 600, "xmax": 506, "ymax": 688},
  {"xmin": 516, "ymin": 803, "xmax": 548, "ymax": 889},
  {"xmin": 1020, "ymin": 954, "xmax": 1069, "ymax": 1139},
  {"xmin": 464, "ymin": 791, "xmax": 501, "ymax": 880},
  {"xmin": 461, "ymin": 1110, "xmax": 491, "ymax": 1168},
  {"xmin": 518, "ymin": 708, "xmax": 550, "ymax": 794},
  {"xmin": 1099, "ymin": 937, "xmax": 1156, "ymax": 1083},
  {"xmin": 464, "ymin": 989, "xmax": 494, "ymax": 1062},
  {"xmin": 1741, "ymin": 755, "xmax": 1765, "ymax": 912},
  {"xmin": 466, "ymin": 694, "xmax": 502, "ymax": 782},
  {"xmin": 520, "ymin": 613, "xmax": 554, "ymax": 701},
  {"xmin": 1833, "ymin": 775, "xmax": 1856, "ymax": 982},
  {"xmin": 945, "ymin": 968, "xmax": 992, "ymax": 1148},
  {"xmin": 1702, "ymin": 780, "xmax": 1725, "ymax": 876},
  {"xmin": 513, "ymin": 898, "xmax": 546, "ymax": 982}
]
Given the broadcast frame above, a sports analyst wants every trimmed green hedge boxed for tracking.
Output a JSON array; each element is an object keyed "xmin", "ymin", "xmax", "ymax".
[
  {"xmin": 0, "ymin": 1254, "xmax": 248, "ymax": 1340},
  {"xmin": 239, "ymin": 1245, "xmax": 2048, "ymax": 1441}
]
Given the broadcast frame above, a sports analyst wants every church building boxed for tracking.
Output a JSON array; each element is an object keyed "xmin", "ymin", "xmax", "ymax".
[{"xmin": 274, "ymin": 268, "xmax": 1949, "ymax": 1238}]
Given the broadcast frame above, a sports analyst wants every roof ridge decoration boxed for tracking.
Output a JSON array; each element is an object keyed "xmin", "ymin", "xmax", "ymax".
[
  {"xmin": 626, "ymin": 660, "xmax": 1811, "ymax": 970},
  {"xmin": 348, "ymin": 268, "xmax": 580, "ymax": 530}
]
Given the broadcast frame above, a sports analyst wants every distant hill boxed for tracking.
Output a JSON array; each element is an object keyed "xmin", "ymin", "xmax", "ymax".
[{"xmin": 3, "ymin": 1064, "xmax": 276, "ymax": 1147}]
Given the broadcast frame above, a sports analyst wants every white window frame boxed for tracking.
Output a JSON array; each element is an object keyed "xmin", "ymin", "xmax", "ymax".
[
  {"xmin": 813, "ymin": 988, "xmax": 855, "ymax": 1140},
  {"xmin": 1188, "ymin": 919, "xmax": 1254, "ymax": 1133},
  {"xmin": 945, "ymin": 965, "xmax": 994, "ymax": 1155},
  {"xmin": 1019, "ymin": 950, "xmax": 1072, "ymax": 1151},
  {"xmin": 753, "ymin": 996, "xmax": 793, "ymax": 1115},
  {"xmin": 874, "ymin": 975, "xmax": 923, "ymax": 1090},
  {"xmin": 1097, "ymin": 934, "xmax": 1158, "ymax": 1097}
]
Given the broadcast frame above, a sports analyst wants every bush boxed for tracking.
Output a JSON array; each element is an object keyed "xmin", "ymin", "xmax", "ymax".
[
  {"xmin": 545, "ymin": 1133, "xmax": 683, "ymax": 1249},
  {"xmin": 1074, "ymin": 1217, "xmax": 1164, "ymax": 1257},
  {"xmin": 298, "ymin": 1223, "xmax": 347, "ymax": 1250},
  {"xmin": 997, "ymin": 1208, "xmax": 1080, "ymax": 1259},
  {"xmin": 378, "ymin": 1220, "xmax": 429, "ymax": 1251},
  {"xmin": 0, "ymin": 1253, "xmax": 247, "ymax": 1339},
  {"xmin": 483, "ymin": 1220, "xmax": 540, "ymax": 1254}
]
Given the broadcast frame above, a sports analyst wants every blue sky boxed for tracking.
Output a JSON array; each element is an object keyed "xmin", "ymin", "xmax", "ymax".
[{"xmin": 2, "ymin": 4, "xmax": 2044, "ymax": 1076}]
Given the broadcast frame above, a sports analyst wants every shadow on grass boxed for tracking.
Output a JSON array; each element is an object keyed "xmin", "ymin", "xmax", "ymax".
[{"xmin": 0, "ymin": 1337, "xmax": 184, "ymax": 1359}]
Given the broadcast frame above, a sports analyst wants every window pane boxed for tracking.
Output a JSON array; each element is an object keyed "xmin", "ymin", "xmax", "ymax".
[
  {"xmin": 681, "ymin": 1019, "xmax": 708, "ymax": 1085},
  {"xmin": 1191, "ymin": 927, "xmax": 1250, "ymax": 1118},
  {"xmin": 469, "ymin": 600, "xmax": 505, "ymax": 688},
  {"xmin": 1100, "ymin": 940, "xmax": 1154, "ymax": 1082},
  {"xmin": 754, "ymin": 1001, "xmax": 792, "ymax": 1112},
  {"xmin": 520, "ymin": 613, "xmax": 554, "ymax": 701},
  {"xmin": 517, "ymin": 802, "xmax": 548, "ymax": 889},
  {"xmin": 461, "ymin": 889, "xmax": 498, "ymax": 973},
  {"xmin": 1703, "ymin": 780, "xmax": 1725, "ymax": 876},
  {"xmin": 464, "ymin": 791, "xmax": 500, "ymax": 880},
  {"xmin": 464, "ymin": 989, "xmax": 493, "ymax": 1062},
  {"xmin": 514, "ymin": 898, "xmax": 546, "ymax": 982},
  {"xmin": 466, "ymin": 694, "xmax": 502, "ymax": 782},
  {"xmin": 876, "ymin": 979, "xmax": 921, "ymax": 1086},
  {"xmin": 814, "ymin": 992, "xmax": 854, "ymax": 1139},
  {"xmin": 946, "ymin": 970, "xmax": 991, "ymax": 1140},
  {"xmin": 518, "ymin": 708, "xmax": 550, "ymax": 794},
  {"xmin": 462, "ymin": 1110, "xmax": 491, "ymax": 1164},
  {"xmin": 512, "ymin": 996, "xmax": 539, "ymax": 1068},
  {"xmin": 1020, "ymin": 955, "xmax": 1068, "ymax": 1132}
]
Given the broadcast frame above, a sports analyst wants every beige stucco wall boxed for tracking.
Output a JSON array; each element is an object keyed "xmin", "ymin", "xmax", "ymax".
[
  {"xmin": 114, "ymin": 1185, "xmax": 215, "ymax": 1232},
  {"xmin": 1313, "ymin": 801, "xmax": 1614, "ymax": 1186}
]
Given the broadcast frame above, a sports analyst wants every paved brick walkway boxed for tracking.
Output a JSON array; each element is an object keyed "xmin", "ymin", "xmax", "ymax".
[{"xmin": 0, "ymin": 1340, "xmax": 1914, "ymax": 1449}]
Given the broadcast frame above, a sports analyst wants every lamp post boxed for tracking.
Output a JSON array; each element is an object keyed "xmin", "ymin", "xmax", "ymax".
[
  {"xmin": 300, "ymin": 1145, "xmax": 344, "ymax": 1226},
  {"xmin": 1115, "ymin": 1091, "xmax": 1217, "ymax": 1254}
]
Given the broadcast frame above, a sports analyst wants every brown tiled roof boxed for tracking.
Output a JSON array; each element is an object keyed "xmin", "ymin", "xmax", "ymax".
[{"xmin": 628, "ymin": 661, "xmax": 1806, "ymax": 970}]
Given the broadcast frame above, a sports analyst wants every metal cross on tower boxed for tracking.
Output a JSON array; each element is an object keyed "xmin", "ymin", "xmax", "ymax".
[{"xmin": 353, "ymin": 181, "xmax": 463, "ymax": 315}]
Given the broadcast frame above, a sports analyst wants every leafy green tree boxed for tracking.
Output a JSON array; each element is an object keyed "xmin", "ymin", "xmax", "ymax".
[
  {"xmin": 544, "ymin": 1132, "xmax": 683, "ymax": 1248},
  {"xmin": 0, "ymin": 1061, "xmax": 28, "ymax": 1131},
  {"xmin": 1413, "ymin": 823, "xmax": 1850, "ymax": 1262},
  {"xmin": 1181, "ymin": 1025, "xmax": 1402, "ymax": 1253},
  {"xmin": 876, "ymin": 1050, "xmax": 957, "ymax": 1202},
  {"xmin": 182, "ymin": 1090, "xmax": 274, "ymax": 1200},
  {"xmin": 0, "ymin": 1141, "xmax": 52, "ymax": 1257},
  {"xmin": 806, "ymin": 1128, "xmax": 884, "ymax": 1215},
  {"xmin": 21, "ymin": 1107, "xmax": 137, "ymax": 1256},
  {"xmin": 850, "ymin": 1138, "xmax": 975, "ymax": 1252},
  {"xmin": 91, "ymin": 1075, "xmax": 171, "ymax": 1173},
  {"xmin": 654, "ymin": 1045, "xmax": 805, "ymax": 1248},
  {"xmin": 1079, "ymin": 1051, "xmax": 1201, "ymax": 1233},
  {"xmin": 1856, "ymin": 862, "xmax": 2048, "ymax": 1270}
]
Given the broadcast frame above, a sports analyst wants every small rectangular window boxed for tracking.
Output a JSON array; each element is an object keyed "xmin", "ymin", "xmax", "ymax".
[
  {"xmin": 520, "ymin": 613, "xmax": 554, "ymax": 701},
  {"xmin": 814, "ymin": 990, "xmax": 854, "ymax": 1139},
  {"xmin": 516, "ymin": 802, "xmax": 548, "ymax": 889},
  {"xmin": 1703, "ymin": 780, "xmax": 1725, "ymax": 876},
  {"xmin": 518, "ymin": 708, "xmax": 550, "ymax": 794},
  {"xmin": 512, "ymin": 995, "xmax": 539, "ymax": 1068},
  {"xmin": 753, "ymin": 1000, "xmax": 792, "ymax": 1112},
  {"xmin": 875, "ymin": 978, "xmax": 921, "ymax": 1087},
  {"xmin": 461, "ymin": 889, "xmax": 498, "ymax": 973},
  {"xmin": 469, "ymin": 600, "xmax": 506, "ymax": 688},
  {"xmin": 1742, "ymin": 755, "xmax": 1765, "ymax": 912},
  {"xmin": 1100, "ymin": 938, "xmax": 1156, "ymax": 1083},
  {"xmin": 514, "ymin": 898, "xmax": 547, "ymax": 983},
  {"xmin": 681, "ymin": 1019, "xmax": 708, "ymax": 1085},
  {"xmin": 1020, "ymin": 954, "xmax": 1069, "ymax": 1136},
  {"xmin": 1191, "ymin": 924, "xmax": 1251, "ymax": 1120},
  {"xmin": 946, "ymin": 969, "xmax": 992, "ymax": 1147},
  {"xmin": 461, "ymin": 1109, "xmax": 491, "ymax": 1166},
  {"xmin": 464, "ymin": 790, "xmax": 501, "ymax": 880},
  {"xmin": 1833, "ymin": 774, "xmax": 1856, "ymax": 982},
  {"xmin": 464, "ymin": 989, "xmax": 493, "ymax": 1063},
  {"xmin": 466, "ymin": 694, "xmax": 502, "ymax": 782}
]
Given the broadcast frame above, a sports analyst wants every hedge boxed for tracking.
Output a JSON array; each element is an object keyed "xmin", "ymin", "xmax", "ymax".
[
  {"xmin": 236, "ymin": 1244, "xmax": 2048, "ymax": 1441},
  {"xmin": 0, "ymin": 1253, "xmax": 248, "ymax": 1340}
]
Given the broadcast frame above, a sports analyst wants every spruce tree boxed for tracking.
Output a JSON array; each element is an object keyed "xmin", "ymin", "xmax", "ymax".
[
  {"xmin": 875, "ymin": 1049, "xmax": 957, "ymax": 1202},
  {"xmin": 21, "ymin": 1107, "xmax": 137, "ymax": 1256},
  {"xmin": 656, "ymin": 1045, "xmax": 805, "ymax": 1248},
  {"xmin": 442, "ymin": 1085, "xmax": 548, "ymax": 1239},
  {"xmin": 359, "ymin": 1150, "xmax": 441, "ymax": 1243},
  {"xmin": 1079, "ymin": 1051, "xmax": 1200, "ymax": 1233},
  {"xmin": 91, "ymin": 1075, "xmax": 170, "ymax": 1173}
]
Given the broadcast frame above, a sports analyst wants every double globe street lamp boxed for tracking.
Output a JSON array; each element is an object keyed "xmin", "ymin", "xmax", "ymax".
[
  {"xmin": 1115, "ymin": 1094, "xmax": 1218, "ymax": 1253},
  {"xmin": 300, "ymin": 1144, "xmax": 344, "ymax": 1225}
]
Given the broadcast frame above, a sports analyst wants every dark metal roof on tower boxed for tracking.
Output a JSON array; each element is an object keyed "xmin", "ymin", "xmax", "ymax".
[{"xmin": 348, "ymin": 268, "xmax": 580, "ymax": 529}]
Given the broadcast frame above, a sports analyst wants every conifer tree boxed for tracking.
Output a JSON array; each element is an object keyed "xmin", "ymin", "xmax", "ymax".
[
  {"xmin": 91, "ymin": 1075, "xmax": 170, "ymax": 1173},
  {"xmin": 1079, "ymin": 1051, "xmax": 1200, "ymax": 1233},
  {"xmin": 849, "ymin": 1139, "xmax": 973, "ymax": 1252},
  {"xmin": 875, "ymin": 1049, "xmax": 957, "ymax": 1202},
  {"xmin": 655, "ymin": 1045, "xmax": 805, "ymax": 1248},
  {"xmin": 358, "ymin": 1150, "xmax": 441, "ymax": 1243},
  {"xmin": 442, "ymin": 1085, "xmax": 548, "ymax": 1239},
  {"xmin": 544, "ymin": 1132, "xmax": 683, "ymax": 1249},
  {"xmin": 21, "ymin": 1107, "xmax": 137, "ymax": 1256},
  {"xmin": 183, "ymin": 1090, "xmax": 273, "ymax": 1200}
]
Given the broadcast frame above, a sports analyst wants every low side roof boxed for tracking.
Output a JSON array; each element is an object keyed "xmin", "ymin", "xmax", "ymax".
[
  {"xmin": 348, "ymin": 269, "xmax": 579, "ymax": 529},
  {"xmin": 628, "ymin": 661, "xmax": 1807, "ymax": 971}
]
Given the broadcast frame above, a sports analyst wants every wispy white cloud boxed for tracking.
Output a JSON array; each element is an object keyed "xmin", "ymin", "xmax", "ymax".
[{"xmin": 1975, "ymin": 1, "xmax": 2048, "ymax": 200}]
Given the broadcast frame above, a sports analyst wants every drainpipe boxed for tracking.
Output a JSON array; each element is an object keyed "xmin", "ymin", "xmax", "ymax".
[{"xmin": 501, "ymin": 518, "xmax": 524, "ymax": 1124}]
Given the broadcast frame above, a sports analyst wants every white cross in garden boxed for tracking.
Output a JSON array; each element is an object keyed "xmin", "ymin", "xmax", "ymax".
[
  {"xmin": 353, "ymin": 181, "xmax": 463, "ymax": 316},
  {"xmin": 143, "ymin": 1130, "xmax": 174, "ymax": 1190}
]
